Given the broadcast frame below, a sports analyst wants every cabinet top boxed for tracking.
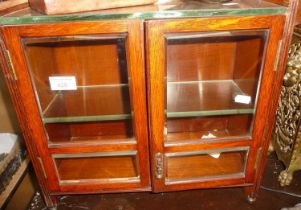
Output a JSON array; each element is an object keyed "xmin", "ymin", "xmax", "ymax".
[{"xmin": 0, "ymin": 0, "xmax": 286, "ymax": 25}]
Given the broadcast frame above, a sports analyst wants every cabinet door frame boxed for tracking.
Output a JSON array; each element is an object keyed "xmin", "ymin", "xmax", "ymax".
[
  {"xmin": 146, "ymin": 15, "xmax": 285, "ymax": 192},
  {"xmin": 1, "ymin": 20, "xmax": 151, "ymax": 193}
]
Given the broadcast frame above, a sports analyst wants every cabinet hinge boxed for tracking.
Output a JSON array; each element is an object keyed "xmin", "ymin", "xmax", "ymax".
[
  {"xmin": 37, "ymin": 157, "xmax": 47, "ymax": 179},
  {"xmin": 274, "ymin": 40, "xmax": 283, "ymax": 72},
  {"xmin": 155, "ymin": 153, "xmax": 164, "ymax": 179},
  {"xmin": 5, "ymin": 50, "xmax": 17, "ymax": 80},
  {"xmin": 255, "ymin": 147, "xmax": 263, "ymax": 170}
]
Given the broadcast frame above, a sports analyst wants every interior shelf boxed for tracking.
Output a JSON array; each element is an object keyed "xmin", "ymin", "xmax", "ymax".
[
  {"xmin": 167, "ymin": 80, "xmax": 256, "ymax": 118},
  {"xmin": 167, "ymin": 109, "xmax": 254, "ymax": 118},
  {"xmin": 43, "ymin": 114, "xmax": 132, "ymax": 123},
  {"xmin": 42, "ymin": 85, "xmax": 132, "ymax": 124}
]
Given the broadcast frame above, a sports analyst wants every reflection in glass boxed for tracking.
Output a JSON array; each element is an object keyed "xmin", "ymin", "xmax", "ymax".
[{"xmin": 165, "ymin": 30, "xmax": 267, "ymax": 143}]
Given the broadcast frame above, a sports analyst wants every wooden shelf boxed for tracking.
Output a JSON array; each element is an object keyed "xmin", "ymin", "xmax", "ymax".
[
  {"xmin": 43, "ymin": 114, "xmax": 132, "ymax": 123},
  {"xmin": 42, "ymin": 85, "xmax": 132, "ymax": 123},
  {"xmin": 167, "ymin": 80, "xmax": 256, "ymax": 118}
]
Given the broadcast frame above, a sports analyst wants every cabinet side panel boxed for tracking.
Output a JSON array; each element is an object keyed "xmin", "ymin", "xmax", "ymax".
[{"xmin": 0, "ymin": 30, "xmax": 56, "ymax": 207}]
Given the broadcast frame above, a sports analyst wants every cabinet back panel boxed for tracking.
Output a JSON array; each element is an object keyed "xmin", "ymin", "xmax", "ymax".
[
  {"xmin": 52, "ymin": 42, "xmax": 127, "ymax": 85},
  {"xmin": 45, "ymin": 120, "xmax": 133, "ymax": 143},
  {"xmin": 167, "ymin": 42, "xmax": 236, "ymax": 82},
  {"xmin": 167, "ymin": 115, "xmax": 252, "ymax": 142},
  {"xmin": 54, "ymin": 155, "xmax": 139, "ymax": 182},
  {"xmin": 43, "ymin": 86, "xmax": 131, "ymax": 118}
]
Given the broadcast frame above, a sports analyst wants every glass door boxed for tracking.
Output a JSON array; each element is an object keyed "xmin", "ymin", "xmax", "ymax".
[
  {"xmin": 165, "ymin": 30, "xmax": 267, "ymax": 143},
  {"xmin": 147, "ymin": 16, "xmax": 285, "ymax": 191},
  {"xmin": 2, "ymin": 20, "xmax": 150, "ymax": 192},
  {"xmin": 23, "ymin": 35, "xmax": 133, "ymax": 145}
]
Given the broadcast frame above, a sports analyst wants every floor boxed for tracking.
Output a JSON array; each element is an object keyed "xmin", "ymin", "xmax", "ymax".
[{"xmin": 27, "ymin": 153, "xmax": 301, "ymax": 210}]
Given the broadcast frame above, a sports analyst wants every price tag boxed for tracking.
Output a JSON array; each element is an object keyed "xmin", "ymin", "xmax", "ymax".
[
  {"xmin": 234, "ymin": 95, "xmax": 251, "ymax": 104},
  {"xmin": 49, "ymin": 76, "xmax": 77, "ymax": 91}
]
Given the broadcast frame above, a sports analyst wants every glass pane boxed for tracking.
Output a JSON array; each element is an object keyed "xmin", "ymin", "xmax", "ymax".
[
  {"xmin": 45, "ymin": 120, "xmax": 133, "ymax": 143},
  {"xmin": 166, "ymin": 148, "xmax": 248, "ymax": 182},
  {"xmin": 23, "ymin": 35, "xmax": 134, "ymax": 143},
  {"xmin": 53, "ymin": 151, "xmax": 139, "ymax": 183},
  {"xmin": 165, "ymin": 30, "xmax": 267, "ymax": 143}
]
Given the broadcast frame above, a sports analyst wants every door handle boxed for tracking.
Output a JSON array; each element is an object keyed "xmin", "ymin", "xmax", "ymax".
[{"xmin": 155, "ymin": 153, "xmax": 163, "ymax": 179}]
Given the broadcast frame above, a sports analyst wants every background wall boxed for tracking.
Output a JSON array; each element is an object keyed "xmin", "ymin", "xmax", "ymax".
[
  {"xmin": 0, "ymin": 69, "xmax": 37, "ymax": 210},
  {"xmin": 0, "ymin": 72, "xmax": 20, "ymax": 133}
]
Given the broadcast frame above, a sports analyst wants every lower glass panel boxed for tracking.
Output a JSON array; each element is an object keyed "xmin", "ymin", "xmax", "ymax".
[
  {"xmin": 166, "ymin": 148, "xmax": 248, "ymax": 182},
  {"xmin": 166, "ymin": 115, "xmax": 252, "ymax": 143},
  {"xmin": 45, "ymin": 120, "xmax": 133, "ymax": 143},
  {"xmin": 53, "ymin": 151, "xmax": 139, "ymax": 184}
]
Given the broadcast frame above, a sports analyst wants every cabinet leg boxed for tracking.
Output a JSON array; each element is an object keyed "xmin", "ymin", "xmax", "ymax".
[
  {"xmin": 244, "ymin": 186, "xmax": 257, "ymax": 203},
  {"xmin": 29, "ymin": 192, "xmax": 57, "ymax": 210},
  {"xmin": 247, "ymin": 195, "xmax": 257, "ymax": 203},
  {"xmin": 43, "ymin": 194, "xmax": 58, "ymax": 210}
]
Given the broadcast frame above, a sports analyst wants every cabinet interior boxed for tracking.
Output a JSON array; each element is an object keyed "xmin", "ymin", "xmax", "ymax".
[
  {"xmin": 23, "ymin": 35, "xmax": 135, "ymax": 144},
  {"xmin": 165, "ymin": 30, "xmax": 268, "ymax": 143}
]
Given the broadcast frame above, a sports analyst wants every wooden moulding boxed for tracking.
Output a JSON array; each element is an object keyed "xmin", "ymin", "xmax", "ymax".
[{"xmin": 28, "ymin": 0, "xmax": 157, "ymax": 15}]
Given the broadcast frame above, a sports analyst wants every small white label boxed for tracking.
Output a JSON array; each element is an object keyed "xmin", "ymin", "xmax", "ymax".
[
  {"xmin": 234, "ymin": 95, "xmax": 251, "ymax": 104},
  {"xmin": 209, "ymin": 153, "xmax": 221, "ymax": 159},
  {"xmin": 49, "ymin": 76, "xmax": 77, "ymax": 91}
]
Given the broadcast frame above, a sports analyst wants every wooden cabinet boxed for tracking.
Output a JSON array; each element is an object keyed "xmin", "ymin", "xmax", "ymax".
[{"xmin": 0, "ymin": 1, "xmax": 295, "ymax": 208}]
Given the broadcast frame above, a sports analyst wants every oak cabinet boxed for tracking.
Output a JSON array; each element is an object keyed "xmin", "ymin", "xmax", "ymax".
[{"xmin": 0, "ymin": 1, "xmax": 292, "ymax": 208}]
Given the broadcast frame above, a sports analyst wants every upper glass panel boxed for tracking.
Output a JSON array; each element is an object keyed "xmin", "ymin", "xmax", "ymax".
[
  {"xmin": 23, "ymin": 35, "xmax": 135, "ymax": 143},
  {"xmin": 165, "ymin": 30, "xmax": 268, "ymax": 143},
  {"xmin": 0, "ymin": 0, "xmax": 286, "ymax": 25}
]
